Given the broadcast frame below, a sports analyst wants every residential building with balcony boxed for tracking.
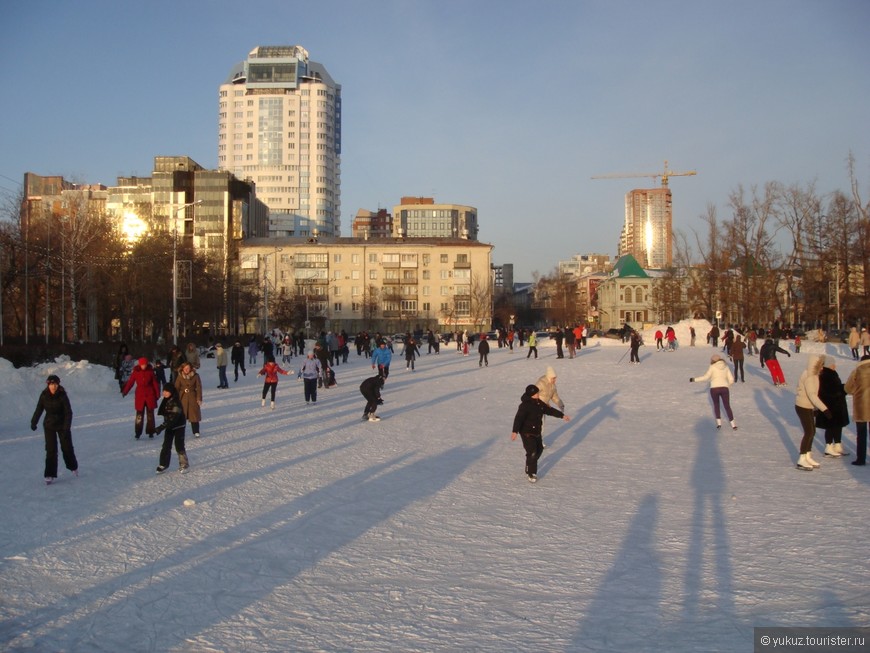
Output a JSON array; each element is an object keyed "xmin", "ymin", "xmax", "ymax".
[
  {"xmin": 218, "ymin": 45, "xmax": 341, "ymax": 238},
  {"xmin": 239, "ymin": 237, "xmax": 493, "ymax": 335}
]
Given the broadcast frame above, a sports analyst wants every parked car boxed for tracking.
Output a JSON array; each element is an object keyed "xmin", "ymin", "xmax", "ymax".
[
  {"xmin": 535, "ymin": 331, "xmax": 551, "ymax": 340},
  {"xmin": 603, "ymin": 329, "xmax": 623, "ymax": 339}
]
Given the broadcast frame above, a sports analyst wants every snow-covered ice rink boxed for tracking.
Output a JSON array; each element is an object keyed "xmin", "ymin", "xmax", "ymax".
[{"xmin": 1, "ymin": 321, "xmax": 868, "ymax": 652}]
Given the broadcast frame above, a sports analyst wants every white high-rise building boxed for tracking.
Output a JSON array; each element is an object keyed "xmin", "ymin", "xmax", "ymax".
[{"xmin": 219, "ymin": 45, "xmax": 341, "ymax": 237}]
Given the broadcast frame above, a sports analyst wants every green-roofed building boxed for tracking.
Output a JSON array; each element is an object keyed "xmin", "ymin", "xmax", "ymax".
[{"xmin": 595, "ymin": 254, "xmax": 654, "ymax": 330}]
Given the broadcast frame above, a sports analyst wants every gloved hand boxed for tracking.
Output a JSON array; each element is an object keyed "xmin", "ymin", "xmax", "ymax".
[
  {"xmin": 823, "ymin": 410, "xmax": 833, "ymax": 419},
  {"xmin": 31, "ymin": 423, "xmax": 37, "ymax": 431},
  {"xmin": 788, "ymin": 353, "xmax": 792, "ymax": 357},
  {"xmin": 154, "ymin": 425, "xmax": 165, "ymax": 435},
  {"xmin": 377, "ymin": 398, "xmax": 384, "ymax": 405},
  {"xmin": 689, "ymin": 378, "xmax": 694, "ymax": 382}
]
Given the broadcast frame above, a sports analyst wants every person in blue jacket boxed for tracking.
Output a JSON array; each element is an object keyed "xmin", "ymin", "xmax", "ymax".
[{"xmin": 371, "ymin": 339, "xmax": 393, "ymax": 379}]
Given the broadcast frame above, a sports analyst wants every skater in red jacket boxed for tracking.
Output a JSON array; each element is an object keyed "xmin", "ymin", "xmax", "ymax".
[{"xmin": 122, "ymin": 357, "xmax": 161, "ymax": 439}]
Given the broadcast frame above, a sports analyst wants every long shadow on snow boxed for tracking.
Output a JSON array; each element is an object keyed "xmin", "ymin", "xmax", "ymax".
[
  {"xmin": 5, "ymin": 441, "xmax": 493, "ymax": 651},
  {"xmin": 537, "ymin": 390, "xmax": 618, "ymax": 478},
  {"xmin": 570, "ymin": 494, "xmax": 663, "ymax": 650}
]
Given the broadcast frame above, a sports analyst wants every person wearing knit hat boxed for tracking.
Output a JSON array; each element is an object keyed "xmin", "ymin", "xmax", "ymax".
[
  {"xmin": 535, "ymin": 366, "xmax": 564, "ymax": 447},
  {"xmin": 31, "ymin": 374, "xmax": 78, "ymax": 484},
  {"xmin": 511, "ymin": 384, "xmax": 571, "ymax": 483},
  {"xmin": 121, "ymin": 356, "xmax": 161, "ymax": 439},
  {"xmin": 690, "ymin": 354, "xmax": 737, "ymax": 430},
  {"xmin": 816, "ymin": 356, "xmax": 850, "ymax": 458}
]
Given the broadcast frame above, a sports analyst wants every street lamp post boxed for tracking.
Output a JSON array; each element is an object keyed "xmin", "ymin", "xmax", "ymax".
[
  {"xmin": 172, "ymin": 200, "xmax": 202, "ymax": 346},
  {"xmin": 263, "ymin": 246, "xmax": 283, "ymax": 336}
]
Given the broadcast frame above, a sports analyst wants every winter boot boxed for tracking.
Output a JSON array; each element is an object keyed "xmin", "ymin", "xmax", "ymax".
[
  {"xmin": 805, "ymin": 451, "xmax": 821, "ymax": 468},
  {"xmin": 270, "ymin": 401, "xmax": 275, "ymax": 410},
  {"xmin": 796, "ymin": 454, "xmax": 814, "ymax": 471},
  {"xmin": 824, "ymin": 443, "xmax": 841, "ymax": 457},
  {"xmin": 261, "ymin": 398, "xmax": 266, "ymax": 407},
  {"xmin": 833, "ymin": 442, "xmax": 848, "ymax": 456},
  {"xmin": 178, "ymin": 453, "xmax": 189, "ymax": 472},
  {"xmin": 730, "ymin": 420, "xmax": 738, "ymax": 431}
]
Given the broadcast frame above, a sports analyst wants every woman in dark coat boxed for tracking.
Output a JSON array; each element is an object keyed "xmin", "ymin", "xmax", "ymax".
[
  {"xmin": 511, "ymin": 384, "xmax": 571, "ymax": 483},
  {"xmin": 31, "ymin": 374, "xmax": 78, "ymax": 484},
  {"xmin": 815, "ymin": 356, "xmax": 850, "ymax": 457}
]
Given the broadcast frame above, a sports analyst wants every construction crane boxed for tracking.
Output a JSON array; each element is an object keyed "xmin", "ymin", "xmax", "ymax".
[{"xmin": 591, "ymin": 160, "xmax": 696, "ymax": 188}]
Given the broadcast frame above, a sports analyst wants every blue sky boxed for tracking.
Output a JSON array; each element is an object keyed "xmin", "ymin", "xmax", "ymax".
[{"xmin": 1, "ymin": 0, "xmax": 868, "ymax": 280}]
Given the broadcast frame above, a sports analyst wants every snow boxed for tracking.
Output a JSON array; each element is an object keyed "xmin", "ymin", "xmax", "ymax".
[{"xmin": 1, "ymin": 322, "xmax": 868, "ymax": 652}]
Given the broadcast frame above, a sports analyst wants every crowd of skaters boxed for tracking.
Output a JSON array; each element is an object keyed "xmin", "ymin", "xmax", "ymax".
[{"xmin": 29, "ymin": 317, "xmax": 870, "ymax": 484}]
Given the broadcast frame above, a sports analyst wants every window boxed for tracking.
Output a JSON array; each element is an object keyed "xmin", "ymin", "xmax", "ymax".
[
  {"xmin": 635, "ymin": 288, "xmax": 643, "ymax": 303},
  {"xmin": 369, "ymin": 270, "xmax": 378, "ymax": 280},
  {"xmin": 352, "ymin": 254, "xmax": 360, "ymax": 263},
  {"xmin": 369, "ymin": 253, "xmax": 378, "ymax": 263},
  {"xmin": 456, "ymin": 254, "xmax": 468, "ymax": 264},
  {"xmin": 333, "ymin": 302, "xmax": 342, "ymax": 312},
  {"xmin": 440, "ymin": 254, "xmax": 448, "ymax": 263},
  {"xmin": 351, "ymin": 270, "xmax": 360, "ymax": 280}
]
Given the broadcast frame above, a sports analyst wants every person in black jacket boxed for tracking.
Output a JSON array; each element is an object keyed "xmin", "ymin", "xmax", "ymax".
[
  {"xmin": 511, "ymin": 384, "xmax": 571, "ymax": 483},
  {"xmin": 231, "ymin": 340, "xmax": 246, "ymax": 382},
  {"xmin": 478, "ymin": 334, "xmax": 490, "ymax": 367},
  {"xmin": 815, "ymin": 356, "xmax": 850, "ymax": 457},
  {"xmin": 31, "ymin": 374, "xmax": 78, "ymax": 485},
  {"xmin": 760, "ymin": 338, "xmax": 791, "ymax": 386},
  {"xmin": 154, "ymin": 383, "xmax": 189, "ymax": 473},
  {"xmin": 360, "ymin": 374, "xmax": 385, "ymax": 422}
]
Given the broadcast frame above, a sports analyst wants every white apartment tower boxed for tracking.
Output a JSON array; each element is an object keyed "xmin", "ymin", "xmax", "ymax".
[{"xmin": 219, "ymin": 45, "xmax": 341, "ymax": 237}]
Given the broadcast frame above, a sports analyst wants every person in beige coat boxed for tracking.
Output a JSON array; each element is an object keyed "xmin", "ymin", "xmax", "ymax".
[
  {"xmin": 845, "ymin": 354, "xmax": 870, "ymax": 466},
  {"xmin": 848, "ymin": 326, "xmax": 860, "ymax": 360},
  {"xmin": 861, "ymin": 327, "xmax": 870, "ymax": 358},
  {"xmin": 794, "ymin": 355, "xmax": 829, "ymax": 470},
  {"xmin": 535, "ymin": 366, "xmax": 564, "ymax": 447},
  {"xmin": 174, "ymin": 361, "xmax": 203, "ymax": 438}
]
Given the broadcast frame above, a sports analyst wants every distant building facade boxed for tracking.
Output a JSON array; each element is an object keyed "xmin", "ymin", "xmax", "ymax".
[
  {"xmin": 392, "ymin": 197, "xmax": 478, "ymax": 240},
  {"xmin": 239, "ymin": 237, "xmax": 493, "ymax": 334},
  {"xmin": 596, "ymin": 254, "xmax": 654, "ymax": 330},
  {"xmin": 617, "ymin": 188, "xmax": 672, "ymax": 269},
  {"xmin": 351, "ymin": 208, "xmax": 393, "ymax": 239},
  {"xmin": 218, "ymin": 45, "xmax": 341, "ymax": 238}
]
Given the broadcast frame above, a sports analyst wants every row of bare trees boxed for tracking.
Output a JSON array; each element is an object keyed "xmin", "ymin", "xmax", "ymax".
[
  {"xmin": 533, "ymin": 156, "xmax": 870, "ymax": 329},
  {"xmin": 0, "ymin": 193, "xmax": 231, "ymax": 344}
]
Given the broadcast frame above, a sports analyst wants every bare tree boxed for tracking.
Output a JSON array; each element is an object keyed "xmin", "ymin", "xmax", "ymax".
[
  {"xmin": 848, "ymin": 152, "xmax": 870, "ymax": 321},
  {"xmin": 723, "ymin": 183, "xmax": 783, "ymax": 326}
]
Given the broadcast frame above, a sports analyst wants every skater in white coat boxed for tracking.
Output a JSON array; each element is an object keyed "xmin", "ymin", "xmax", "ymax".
[
  {"xmin": 794, "ymin": 355, "xmax": 829, "ymax": 470},
  {"xmin": 690, "ymin": 354, "xmax": 737, "ymax": 430}
]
